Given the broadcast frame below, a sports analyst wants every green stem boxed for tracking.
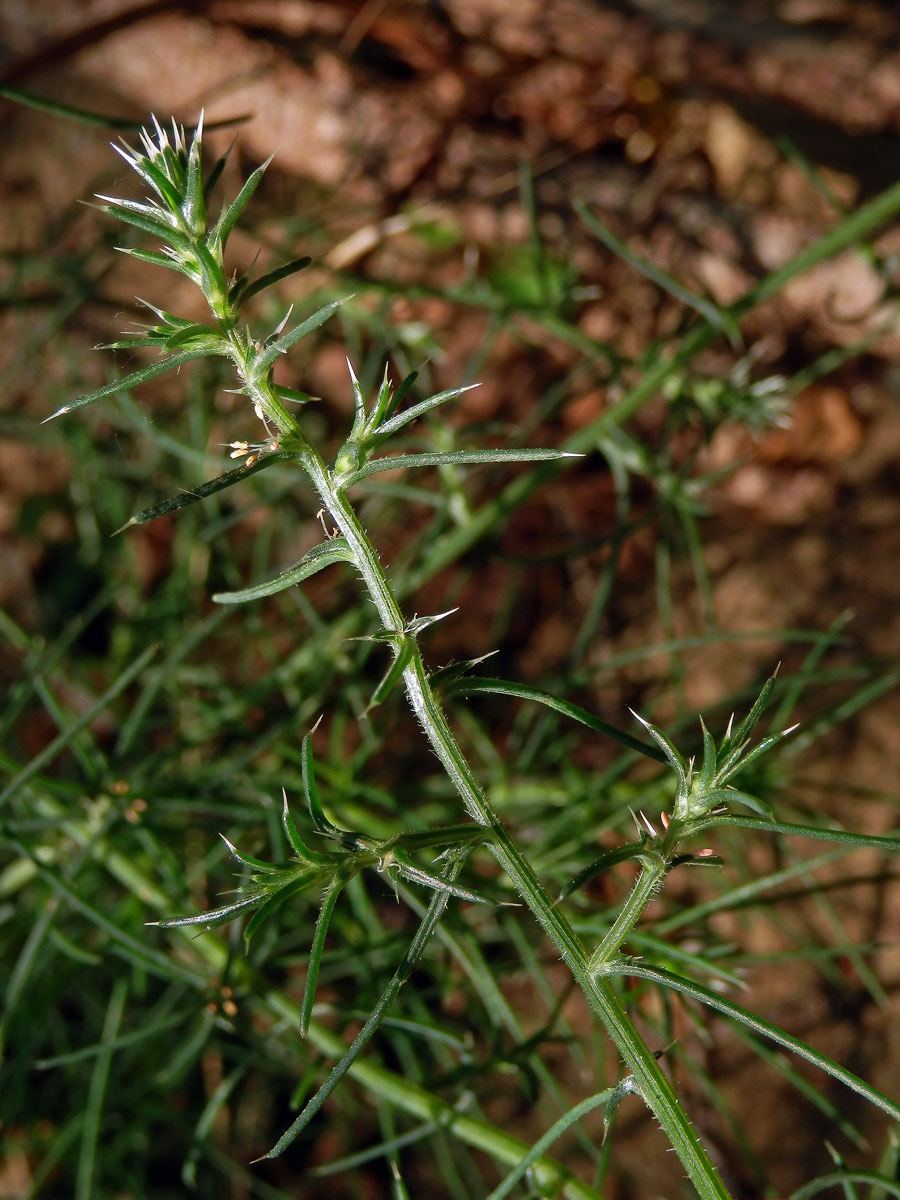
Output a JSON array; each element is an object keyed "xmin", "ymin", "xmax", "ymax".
[
  {"xmin": 177, "ymin": 185, "xmax": 730, "ymax": 1197},
  {"xmin": 297, "ymin": 444, "xmax": 731, "ymax": 1200},
  {"xmin": 588, "ymin": 850, "xmax": 667, "ymax": 972}
]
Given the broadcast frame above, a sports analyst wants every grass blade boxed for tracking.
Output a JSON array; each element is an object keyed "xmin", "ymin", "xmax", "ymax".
[
  {"xmin": 791, "ymin": 1172, "xmax": 900, "ymax": 1200},
  {"xmin": 575, "ymin": 201, "xmax": 742, "ymax": 347},
  {"xmin": 76, "ymin": 979, "xmax": 127, "ymax": 1200},
  {"xmin": 0, "ymin": 643, "xmax": 159, "ymax": 809}
]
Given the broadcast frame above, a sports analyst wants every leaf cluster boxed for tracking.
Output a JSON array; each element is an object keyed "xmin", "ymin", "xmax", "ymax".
[
  {"xmin": 153, "ymin": 731, "xmax": 492, "ymax": 1038},
  {"xmin": 631, "ymin": 671, "xmax": 794, "ymax": 822}
]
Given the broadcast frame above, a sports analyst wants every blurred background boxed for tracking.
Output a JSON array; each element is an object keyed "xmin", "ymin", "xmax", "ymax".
[{"xmin": 3, "ymin": 2, "xmax": 900, "ymax": 1198}]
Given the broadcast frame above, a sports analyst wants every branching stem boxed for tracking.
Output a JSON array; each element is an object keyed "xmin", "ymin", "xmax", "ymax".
[
  {"xmin": 92, "ymin": 119, "xmax": 735, "ymax": 1197},
  {"xmin": 292, "ymin": 427, "xmax": 732, "ymax": 1200}
]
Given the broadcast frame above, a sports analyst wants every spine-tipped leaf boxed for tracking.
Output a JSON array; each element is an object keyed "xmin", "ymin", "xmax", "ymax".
[
  {"xmin": 453, "ymin": 677, "xmax": 667, "ymax": 763},
  {"xmin": 116, "ymin": 450, "xmax": 294, "ymax": 531},
  {"xmin": 341, "ymin": 447, "xmax": 581, "ymax": 489},
  {"xmin": 101, "ymin": 202, "xmax": 193, "ymax": 249},
  {"xmin": 239, "ymin": 257, "xmax": 313, "ymax": 305},
  {"xmin": 367, "ymin": 636, "xmax": 415, "ymax": 711},
  {"xmin": 183, "ymin": 111, "xmax": 206, "ymax": 233},
  {"xmin": 152, "ymin": 894, "xmax": 262, "ymax": 930},
  {"xmin": 719, "ymin": 671, "xmax": 779, "ymax": 765},
  {"xmin": 281, "ymin": 791, "xmax": 335, "ymax": 865},
  {"xmin": 253, "ymin": 300, "xmax": 344, "ymax": 374},
  {"xmin": 209, "ymin": 155, "xmax": 273, "ymax": 251},
  {"xmin": 44, "ymin": 347, "xmax": 222, "ymax": 422},
  {"xmin": 374, "ymin": 383, "xmax": 480, "ymax": 440},
  {"xmin": 301, "ymin": 732, "xmax": 333, "ymax": 837}
]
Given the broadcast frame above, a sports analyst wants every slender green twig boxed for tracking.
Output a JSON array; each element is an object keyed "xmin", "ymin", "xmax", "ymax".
[{"xmin": 55, "ymin": 114, "xmax": 900, "ymax": 1199}]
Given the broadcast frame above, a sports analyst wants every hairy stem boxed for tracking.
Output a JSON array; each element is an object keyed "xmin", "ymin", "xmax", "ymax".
[
  {"xmin": 296, "ymin": 440, "xmax": 732, "ymax": 1200},
  {"xmin": 588, "ymin": 850, "xmax": 668, "ymax": 972}
]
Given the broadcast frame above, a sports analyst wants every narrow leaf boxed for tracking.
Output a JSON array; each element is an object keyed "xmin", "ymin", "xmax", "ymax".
[
  {"xmin": 575, "ymin": 201, "xmax": 743, "ymax": 348},
  {"xmin": 486, "ymin": 1087, "xmax": 618, "ymax": 1200},
  {"xmin": 183, "ymin": 113, "xmax": 205, "ymax": 232},
  {"xmin": 717, "ymin": 731, "xmax": 790, "ymax": 786},
  {"xmin": 300, "ymin": 870, "xmax": 349, "ymax": 1037},
  {"xmin": 719, "ymin": 671, "xmax": 779, "ymax": 765},
  {"xmin": 394, "ymin": 824, "xmax": 489, "ymax": 854},
  {"xmin": 276, "ymin": 384, "xmax": 313, "ymax": 405},
  {"xmin": 202, "ymin": 141, "xmax": 232, "ymax": 204},
  {"xmin": 281, "ymin": 790, "xmax": 335, "ymax": 865},
  {"xmin": 194, "ymin": 237, "xmax": 227, "ymax": 300},
  {"xmin": 598, "ymin": 959, "xmax": 900, "ymax": 1123},
  {"xmin": 697, "ymin": 717, "xmax": 716, "ymax": 792},
  {"xmin": 406, "ymin": 609, "xmax": 458, "ymax": 637},
  {"xmin": 116, "ymin": 450, "xmax": 293, "ymax": 531},
  {"xmin": 210, "ymin": 155, "xmax": 273, "ymax": 250},
  {"xmin": 375, "ymin": 384, "xmax": 479, "ymax": 440},
  {"xmin": 346, "ymin": 359, "xmax": 366, "ymax": 433},
  {"xmin": 253, "ymin": 299, "xmax": 344, "ymax": 373},
  {"xmin": 368, "ymin": 637, "xmax": 415, "ymax": 711},
  {"xmin": 367, "ymin": 366, "xmax": 394, "ymax": 431},
  {"xmin": 121, "ymin": 151, "xmax": 183, "ymax": 213},
  {"xmin": 302, "ymin": 731, "xmax": 333, "ymax": 836},
  {"xmin": 691, "ymin": 813, "xmax": 900, "ymax": 852},
  {"xmin": 44, "ymin": 347, "xmax": 220, "ymax": 422},
  {"xmin": 219, "ymin": 834, "xmax": 280, "ymax": 874},
  {"xmin": 392, "ymin": 859, "xmax": 496, "ymax": 906},
  {"xmin": 213, "ymin": 538, "xmax": 352, "ymax": 604},
  {"xmin": 151, "ymin": 893, "xmax": 262, "ymax": 930},
  {"xmin": 429, "ymin": 652, "xmax": 499, "ymax": 691},
  {"xmin": 559, "ymin": 842, "xmax": 647, "ymax": 901},
  {"xmin": 384, "ymin": 369, "xmax": 419, "ymax": 422},
  {"xmin": 102, "ymin": 203, "xmax": 193, "ymax": 249},
  {"xmin": 243, "ymin": 873, "xmax": 317, "ymax": 945},
  {"xmin": 240, "ymin": 256, "xmax": 313, "ymax": 305},
  {"xmin": 451, "ymin": 677, "xmax": 666, "ymax": 763},
  {"xmin": 119, "ymin": 246, "xmax": 195, "ymax": 277},
  {"xmin": 341, "ymin": 448, "xmax": 582, "ymax": 489},
  {"xmin": 133, "ymin": 299, "xmax": 197, "ymax": 328},
  {"xmin": 703, "ymin": 788, "xmax": 774, "ymax": 820},
  {"xmin": 629, "ymin": 710, "xmax": 688, "ymax": 783},
  {"xmin": 162, "ymin": 322, "xmax": 223, "ymax": 349},
  {"xmin": 104, "ymin": 335, "xmax": 173, "ymax": 350},
  {"xmin": 600, "ymin": 1078, "xmax": 637, "ymax": 1148}
]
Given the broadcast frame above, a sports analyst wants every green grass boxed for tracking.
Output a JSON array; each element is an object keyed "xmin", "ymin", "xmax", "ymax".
[{"xmin": 2, "ymin": 108, "xmax": 900, "ymax": 1199}]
